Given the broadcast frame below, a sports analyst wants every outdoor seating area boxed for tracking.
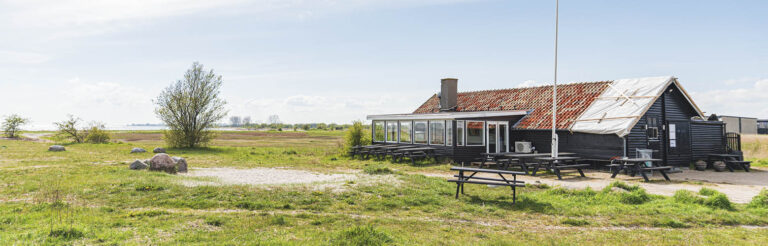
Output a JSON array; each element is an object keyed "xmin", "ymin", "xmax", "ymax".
[
  {"xmin": 350, "ymin": 144, "xmax": 441, "ymax": 164},
  {"xmin": 447, "ymin": 167, "xmax": 525, "ymax": 203},
  {"xmin": 708, "ymin": 153, "xmax": 751, "ymax": 172},
  {"xmin": 608, "ymin": 158, "xmax": 672, "ymax": 182}
]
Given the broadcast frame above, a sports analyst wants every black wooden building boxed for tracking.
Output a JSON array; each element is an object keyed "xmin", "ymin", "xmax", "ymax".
[{"xmin": 367, "ymin": 76, "xmax": 727, "ymax": 167}]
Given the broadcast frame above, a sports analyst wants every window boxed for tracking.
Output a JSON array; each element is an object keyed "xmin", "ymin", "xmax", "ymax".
[
  {"xmin": 386, "ymin": 121, "xmax": 398, "ymax": 142},
  {"xmin": 429, "ymin": 121, "xmax": 445, "ymax": 145},
  {"xmin": 466, "ymin": 121, "xmax": 484, "ymax": 146},
  {"xmin": 373, "ymin": 121, "xmax": 385, "ymax": 142},
  {"xmin": 399, "ymin": 121, "xmax": 412, "ymax": 143},
  {"xmin": 413, "ymin": 121, "xmax": 428, "ymax": 144},
  {"xmin": 456, "ymin": 120, "xmax": 465, "ymax": 146},
  {"xmin": 446, "ymin": 121, "xmax": 453, "ymax": 146},
  {"xmin": 646, "ymin": 117, "xmax": 659, "ymax": 140}
]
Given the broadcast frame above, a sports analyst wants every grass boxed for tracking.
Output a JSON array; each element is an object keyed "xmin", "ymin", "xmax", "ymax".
[
  {"xmin": 1, "ymin": 130, "xmax": 768, "ymax": 244},
  {"xmin": 743, "ymin": 134, "xmax": 768, "ymax": 166}
]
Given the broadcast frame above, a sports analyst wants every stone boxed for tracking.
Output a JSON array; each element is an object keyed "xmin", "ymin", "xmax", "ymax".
[
  {"xmin": 153, "ymin": 147, "xmax": 166, "ymax": 153},
  {"xmin": 149, "ymin": 153, "xmax": 176, "ymax": 174},
  {"xmin": 131, "ymin": 147, "xmax": 147, "ymax": 153},
  {"xmin": 129, "ymin": 160, "xmax": 148, "ymax": 170},
  {"xmin": 48, "ymin": 145, "xmax": 66, "ymax": 152},
  {"xmin": 172, "ymin": 156, "xmax": 188, "ymax": 173}
]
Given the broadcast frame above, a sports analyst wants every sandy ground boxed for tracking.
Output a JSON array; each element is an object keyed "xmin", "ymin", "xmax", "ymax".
[
  {"xmin": 419, "ymin": 168, "xmax": 768, "ymax": 204},
  {"xmin": 180, "ymin": 167, "xmax": 355, "ymax": 187},
  {"xmin": 18, "ymin": 133, "xmax": 53, "ymax": 142}
]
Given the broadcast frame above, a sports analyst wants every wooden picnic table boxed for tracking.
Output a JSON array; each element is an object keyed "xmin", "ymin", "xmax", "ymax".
[
  {"xmin": 447, "ymin": 167, "xmax": 525, "ymax": 204},
  {"xmin": 609, "ymin": 158, "xmax": 671, "ymax": 182},
  {"xmin": 393, "ymin": 147, "xmax": 437, "ymax": 164},
  {"xmin": 707, "ymin": 154, "xmax": 750, "ymax": 172},
  {"xmin": 533, "ymin": 156, "xmax": 588, "ymax": 180},
  {"xmin": 483, "ymin": 152, "xmax": 575, "ymax": 174}
]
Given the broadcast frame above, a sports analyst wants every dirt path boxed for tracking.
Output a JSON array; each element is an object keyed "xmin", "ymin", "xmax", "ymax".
[
  {"xmin": 416, "ymin": 168, "xmax": 768, "ymax": 203},
  {"xmin": 19, "ymin": 132, "xmax": 53, "ymax": 142}
]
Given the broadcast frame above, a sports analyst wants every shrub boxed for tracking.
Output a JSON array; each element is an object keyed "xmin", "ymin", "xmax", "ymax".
[
  {"xmin": 84, "ymin": 122, "xmax": 110, "ymax": 143},
  {"xmin": 330, "ymin": 225, "xmax": 393, "ymax": 246},
  {"xmin": 704, "ymin": 193, "xmax": 733, "ymax": 210},
  {"xmin": 54, "ymin": 115, "xmax": 88, "ymax": 143},
  {"xmin": 561, "ymin": 218, "xmax": 590, "ymax": 226},
  {"xmin": 673, "ymin": 190, "xmax": 705, "ymax": 204},
  {"xmin": 748, "ymin": 189, "xmax": 768, "ymax": 208},
  {"xmin": 2, "ymin": 114, "xmax": 29, "ymax": 138},
  {"xmin": 344, "ymin": 120, "xmax": 371, "ymax": 154},
  {"xmin": 699, "ymin": 187, "xmax": 719, "ymax": 196},
  {"xmin": 363, "ymin": 164, "xmax": 393, "ymax": 175}
]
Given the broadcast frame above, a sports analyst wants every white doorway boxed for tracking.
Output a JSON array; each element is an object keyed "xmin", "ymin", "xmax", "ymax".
[{"xmin": 486, "ymin": 121, "xmax": 509, "ymax": 153}]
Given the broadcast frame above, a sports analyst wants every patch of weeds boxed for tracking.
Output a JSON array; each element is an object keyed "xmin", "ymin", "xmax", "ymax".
[
  {"xmin": 699, "ymin": 187, "xmax": 719, "ymax": 196},
  {"xmin": 330, "ymin": 225, "xmax": 393, "ymax": 246},
  {"xmin": 204, "ymin": 217, "xmax": 224, "ymax": 227},
  {"xmin": 603, "ymin": 181, "xmax": 640, "ymax": 192},
  {"xmin": 704, "ymin": 193, "xmax": 733, "ymax": 210},
  {"xmin": 135, "ymin": 184, "xmax": 165, "ymax": 192},
  {"xmin": 653, "ymin": 218, "xmax": 689, "ymax": 228},
  {"xmin": 561, "ymin": 218, "xmax": 590, "ymax": 226},
  {"xmin": 283, "ymin": 150, "xmax": 298, "ymax": 155},
  {"xmin": 49, "ymin": 227, "xmax": 84, "ymax": 239},
  {"xmin": 127, "ymin": 210, "xmax": 169, "ymax": 218},
  {"xmin": 748, "ymin": 189, "xmax": 768, "ymax": 208},
  {"xmin": 363, "ymin": 164, "xmax": 393, "ymax": 175},
  {"xmin": 235, "ymin": 201, "xmax": 269, "ymax": 210},
  {"xmin": 619, "ymin": 189, "xmax": 650, "ymax": 205},
  {"xmin": 532, "ymin": 183, "xmax": 550, "ymax": 189},
  {"xmin": 673, "ymin": 190, "xmax": 705, "ymax": 204},
  {"xmin": 270, "ymin": 215, "xmax": 288, "ymax": 226}
]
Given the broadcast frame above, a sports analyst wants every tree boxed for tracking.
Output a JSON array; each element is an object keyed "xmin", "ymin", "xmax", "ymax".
[
  {"xmin": 155, "ymin": 62, "xmax": 227, "ymax": 148},
  {"xmin": 344, "ymin": 120, "xmax": 371, "ymax": 153},
  {"xmin": 55, "ymin": 115, "xmax": 87, "ymax": 143},
  {"xmin": 84, "ymin": 122, "xmax": 110, "ymax": 143},
  {"xmin": 242, "ymin": 116, "xmax": 251, "ymax": 127},
  {"xmin": 2, "ymin": 114, "xmax": 29, "ymax": 138},
  {"xmin": 229, "ymin": 116, "xmax": 242, "ymax": 127}
]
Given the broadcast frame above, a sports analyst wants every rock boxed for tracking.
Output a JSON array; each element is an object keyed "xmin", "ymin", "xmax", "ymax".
[
  {"xmin": 172, "ymin": 156, "xmax": 188, "ymax": 173},
  {"xmin": 153, "ymin": 147, "xmax": 166, "ymax": 153},
  {"xmin": 130, "ymin": 147, "xmax": 147, "ymax": 153},
  {"xmin": 48, "ymin": 145, "xmax": 66, "ymax": 152},
  {"xmin": 129, "ymin": 160, "xmax": 148, "ymax": 170},
  {"xmin": 149, "ymin": 153, "xmax": 176, "ymax": 174}
]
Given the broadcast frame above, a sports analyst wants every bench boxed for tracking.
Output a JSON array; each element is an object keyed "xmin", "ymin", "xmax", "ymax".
[
  {"xmin": 447, "ymin": 167, "xmax": 525, "ymax": 204},
  {"xmin": 726, "ymin": 161, "xmax": 751, "ymax": 172}
]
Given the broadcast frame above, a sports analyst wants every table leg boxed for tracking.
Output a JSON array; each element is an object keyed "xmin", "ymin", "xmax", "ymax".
[
  {"xmin": 577, "ymin": 168, "xmax": 585, "ymax": 177},
  {"xmin": 554, "ymin": 168, "xmax": 562, "ymax": 180},
  {"xmin": 640, "ymin": 170, "xmax": 650, "ymax": 182},
  {"xmin": 660, "ymin": 170, "xmax": 670, "ymax": 181}
]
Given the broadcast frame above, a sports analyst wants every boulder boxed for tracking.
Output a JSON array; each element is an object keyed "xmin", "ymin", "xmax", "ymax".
[
  {"xmin": 48, "ymin": 145, "xmax": 66, "ymax": 152},
  {"xmin": 129, "ymin": 160, "xmax": 148, "ymax": 170},
  {"xmin": 172, "ymin": 157, "xmax": 188, "ymax": 173},
  {"xmin": 149, "ymin": 153, "xmax": 176, "ymax": 174},
  {"xmin": 153, "ymin": 147, "xmax": 166, "ymax": 153},
  {"xmin": 131, "ymin": 147, "xmax": 147, "ymax": 153}
]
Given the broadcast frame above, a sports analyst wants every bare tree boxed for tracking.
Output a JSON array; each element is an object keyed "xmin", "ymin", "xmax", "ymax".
[
  {"xmin": 229, "ymin": 116, "xmax": 242, "ymax": 127},
  {"xmin": 268, "ymin": 115, "xmax": 281, "ymax": 125},
  {"xmin": 2, "ymin": 114, "xmax": 29, "ymax": 138},
  {"xmin": 242, "ymin": 116, "xmax": 251, "ymax": 127},
  {"xmin": 155, "ymin": 62, "xmax": 227, "ymax": 148}
]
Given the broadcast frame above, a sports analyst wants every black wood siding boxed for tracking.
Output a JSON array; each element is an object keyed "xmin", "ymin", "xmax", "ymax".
[
  {"xmin": 691, "ymin": 121, "xmax": 726, "ymax": 161},
  {"xmin": 510, "ymin": 130, "xmax": 623, "ymax": 159}
]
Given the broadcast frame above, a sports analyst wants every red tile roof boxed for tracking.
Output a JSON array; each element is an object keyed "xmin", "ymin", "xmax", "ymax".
[{"xmin": 413, "ymin": 81, "xmax": 612, "ymax": 130}]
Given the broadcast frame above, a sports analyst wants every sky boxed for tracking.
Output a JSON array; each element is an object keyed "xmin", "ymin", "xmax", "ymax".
[{"xmin": 0, "ymin": 0, "xmax": 766, "ymax": 129}]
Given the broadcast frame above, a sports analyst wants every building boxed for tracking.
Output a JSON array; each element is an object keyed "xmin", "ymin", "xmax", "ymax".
[
  {"xmin": 716, "ymin": 116, "xmax": 758, "ymax": 135},
  {"xmin": 759, "ymin": 119, "xmax": 768, "ymax": 135},
  {"xmin": 367, "ymin": 76, "xmax": 728, "ymax": 167}
]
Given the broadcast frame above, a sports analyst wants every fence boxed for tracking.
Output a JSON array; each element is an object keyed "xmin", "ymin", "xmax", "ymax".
[{"xmin": 726, "ymin": 132, "xmax": 741, "ymax": 152}]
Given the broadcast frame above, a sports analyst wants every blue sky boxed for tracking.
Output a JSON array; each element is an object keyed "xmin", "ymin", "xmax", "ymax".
[{"xmin": 0, "ymin": 0, "xmax": 766, "ymax": 128}]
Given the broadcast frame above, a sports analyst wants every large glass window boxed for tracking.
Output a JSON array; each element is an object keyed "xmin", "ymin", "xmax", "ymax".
[
  {"xmin": 373, "ymin": 121, "xmax": 385, "ymax": 142},
  {"xmin": 429, "ymin": 121, "xmax": 445, "ymax": 145},
  {"xmin": 399, "ymin": 121, "xmax": 412, "ymax": 143},
  {"xmin": 386, "ymin": 121, "xmax": 398, "ymax": 142},
  {"xmin": 456, "ymin": 120, "xmax": 465, "ymax": 146},
  {"xmin": 446, "ymin": 121, "xmax": 453, "ymax": 146},
  {"xmin": 466, "ymin": 121, "xmax": 484, "ymax": 146},
  {"xmin": 414, "ymin": 121, "xmax": 428, "ymax": 144}
]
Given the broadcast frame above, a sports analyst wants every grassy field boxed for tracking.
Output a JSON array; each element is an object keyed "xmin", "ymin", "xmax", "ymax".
[
  {"xmin": 743, "ymin": 134, "xmax": 768, "ymax": 166},
  {"xmin": 1, "ymin": 130, "xmax": 768, "ymax": 245}
]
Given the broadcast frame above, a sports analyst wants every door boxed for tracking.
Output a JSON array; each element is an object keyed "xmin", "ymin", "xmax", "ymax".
[
  {"xmin": 667, "ymin": 121, "xmax": 691, "ymax": 165},
  {"xmin": 486, "ymin": 121, "xmax": 509, "ymax": 153}
]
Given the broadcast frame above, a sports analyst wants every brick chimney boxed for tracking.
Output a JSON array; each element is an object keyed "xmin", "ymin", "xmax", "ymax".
[{"xmin": 439, "ymin": 78, "xmax": 458, "ymax": 111}]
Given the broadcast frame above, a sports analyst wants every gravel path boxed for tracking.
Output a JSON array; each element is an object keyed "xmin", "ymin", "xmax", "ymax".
[{"xmin": 180, "ymin": 167, "xmax": 356, "ymax": 186}]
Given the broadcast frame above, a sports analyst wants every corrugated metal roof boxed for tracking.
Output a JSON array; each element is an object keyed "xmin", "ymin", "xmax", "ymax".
[{"xmin": 413, "ymin": 81, "xmax": 612, "ymax": 130}]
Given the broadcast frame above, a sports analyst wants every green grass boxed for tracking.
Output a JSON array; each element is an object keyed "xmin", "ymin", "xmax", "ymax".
[{"xmin": 1, "ymin": 131, "xmax": 768, "ymax": 244}]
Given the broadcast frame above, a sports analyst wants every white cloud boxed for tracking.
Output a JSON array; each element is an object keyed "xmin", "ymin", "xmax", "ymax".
[
  {"xmin": 517, "ymin": 80, "xmax": 544, "ymax": 87},
  {"xmin": 0, "ymin": 50, "xmax": 50, "ymax": 64},
  {"xmin": 690, "ymin": 79, "xmax": 768, "ymax": 118}
]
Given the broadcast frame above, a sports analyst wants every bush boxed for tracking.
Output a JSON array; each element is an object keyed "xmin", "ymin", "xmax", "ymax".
[
  {"xmin": 619, "ymin": 189, "xmax": 650, "ymax": 205},
  {"xmin": 673, "ymin": 190, "xmax": 705, "ymax": 204},
  {"xmin": 2, "ymin": 114, "xmax": 29, "ymax": 138},
  {"xmin": 84, "ymin": 122, "xmax": 110, "ymax": 143},
  {"xmin": 330, "ymin": 225, "xmax": 393, "ymax": 246},
  {"xmin": 705, "ymin": 193, "xmax": 733, "ymax": 210},
  {"xmin": 344, "ymin": 120, "xmax": 371, "ymax": 154},
  {"xmin": 748, "ymin": 189, "xmax": 768, "ymax": 208},
  {"xmin": 363, "ymin": 164, "xmax": 393, "ymax": 175},
  {"xmin": 699, "ymin": 187, "xmax": 719, "ymax": 196},
  {"xmin": 54, "ymin": 115, "xmax": 88, "ymax": 143}
]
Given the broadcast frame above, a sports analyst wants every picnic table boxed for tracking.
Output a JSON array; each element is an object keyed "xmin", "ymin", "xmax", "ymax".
[
  {"xmin": 707, "ymin": 154, "xmax": 750, "ymax": 172},
  {"xmin": 533, "ymin": 156, "xmax": 589, "ymax": 180},
  {"xmin": 608, "ymin": 158, "xmax": 671, "ymax": 182},
  {"xmin": 358, "ymin": 144, "xmax": 393, "ymax": 159},
  {"xmin": 447, "ymin": 167, "xmax": 525, "ymax": 204},
  {"xmin": 483, "ymin": 152, "xmax": 575, "ymax": 174},
  {"xmin": 393, "ymin": 147, "xmax": 437, "ymax": 164}
]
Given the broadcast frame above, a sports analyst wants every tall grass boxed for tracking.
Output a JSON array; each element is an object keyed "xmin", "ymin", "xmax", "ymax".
[{"xmin": 742, "ymin": 134, "xmax": 768, "ymax": 161}]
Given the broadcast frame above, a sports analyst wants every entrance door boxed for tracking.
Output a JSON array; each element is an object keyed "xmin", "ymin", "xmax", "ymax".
[
  {"xmin": 667, "ymin": 121, "xmax": 691, "ymax": 165},
  {"xmin": 486, "ymin": 122, "xmax": 509, "ymax": 153}
]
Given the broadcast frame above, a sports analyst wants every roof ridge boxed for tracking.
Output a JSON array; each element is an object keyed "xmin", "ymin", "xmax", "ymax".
[{"xmin": 457, "ymin": 80, "xmax": 613, "ymax": 95}]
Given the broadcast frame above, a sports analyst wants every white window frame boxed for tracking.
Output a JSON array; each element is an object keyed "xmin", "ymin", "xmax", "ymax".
[
  {"xmin": 446, "ymin": 120, "xmax": 453, "ymax": 146},
  {"xmin": 398, "ymin": 120, "xmax": 412, "ymax": 144},
  {"xmin": 385, "ymin": 121, "xmax": 398, "ymax": 143},
  {"xmin": 465, "ymin": 120, "xmax": 485, "ymax": 146},
  {"xmin": 456, "ymin": 120, "xmax": 465, "ymax": 146},
  {"xmin": 486, "ymin": 121, "xmax": 509, "ymax": 153},
  {"xmin": 413, "ymin": 120, "xmax": 428, "ymax": 145},
  {"xmin": 428, "ymin": 120, "xmax": 446, "ymax": 145},
  {"xmin": 373, "ymin": 120, "xmax": 385, "ymax": 143}
]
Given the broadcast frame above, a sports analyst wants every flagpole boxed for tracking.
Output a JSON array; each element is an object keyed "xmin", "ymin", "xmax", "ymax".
[{"xmin": 551, "ymin": 0, "xmax": 559, "ymax": 158}]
